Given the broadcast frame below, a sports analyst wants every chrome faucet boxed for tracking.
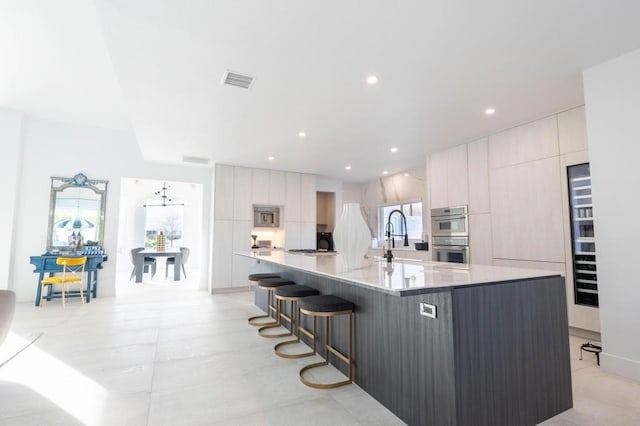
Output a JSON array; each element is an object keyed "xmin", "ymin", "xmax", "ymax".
[{"xmin": 384, "ymin": 209, "xmax": 409, "ymax": 262}]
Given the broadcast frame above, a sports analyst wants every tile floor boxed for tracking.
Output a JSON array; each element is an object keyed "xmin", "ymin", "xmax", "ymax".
[{"xmin": 0, "ymin": 278, "xmax": 639, "ymax": 425}]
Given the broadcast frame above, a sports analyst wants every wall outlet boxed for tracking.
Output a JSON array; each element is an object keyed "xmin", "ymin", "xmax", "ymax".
[{"xmin": 420, "ymin": 302, "xmax": 437, "ymax": 319}]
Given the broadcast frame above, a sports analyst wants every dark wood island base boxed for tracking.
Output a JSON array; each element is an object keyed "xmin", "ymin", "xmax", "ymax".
[{"xmin": 246, "ymin": 254, "xmax": 572, "ymax": 426}]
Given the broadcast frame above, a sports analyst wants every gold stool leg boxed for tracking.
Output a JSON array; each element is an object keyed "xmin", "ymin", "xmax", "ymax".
[
  {"xmin": 299, "ymin": 312, "xmax": 353, "ymax": 389},
  {"xmin": 259, "ymin": 297, "xmax": 293, "ymax": 338},
  {"xmin": 274, "ymin": 300, "xmax": 316, "ymax": 358},
  {"xmin": 248, "ymin": 288, "xmax": 278, "ymax": 326}
]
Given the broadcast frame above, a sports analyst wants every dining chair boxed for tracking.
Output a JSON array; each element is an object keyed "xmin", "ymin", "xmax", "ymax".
[
  {"xmin": 166, "ymin": 247, "xmax": 190, "ymax": 279},
  {"xmin": 130, "ymin": 247, "xmax": 157, "ymax": 280},
  {"xmin": 40, "ymin": 256, "xmax": 87, "ymax": 307}
]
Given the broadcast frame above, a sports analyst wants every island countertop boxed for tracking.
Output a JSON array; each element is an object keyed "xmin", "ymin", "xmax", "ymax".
[{"xmin": 235, "ymin": 250, "xmax": 562, "ymax": 296}]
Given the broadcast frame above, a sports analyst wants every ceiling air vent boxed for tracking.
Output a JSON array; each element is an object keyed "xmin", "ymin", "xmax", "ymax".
[
  {"xmin": 222, "ymin": 70, "xmax": 254, "ymax": 89},
  {"xmin": 182, "ymin": 155, "xmax": 210, "ymax": 165}
]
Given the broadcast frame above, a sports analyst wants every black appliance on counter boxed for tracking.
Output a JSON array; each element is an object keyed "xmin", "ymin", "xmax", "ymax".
[{"xmin": 316, "ymin": 232, "xmax": 334, "ymax": 252}]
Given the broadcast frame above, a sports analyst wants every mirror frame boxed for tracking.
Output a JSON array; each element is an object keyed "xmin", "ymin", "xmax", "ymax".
[{"xmin": 46, "ymin": 172, "xmax": 109, "ymax": 252}]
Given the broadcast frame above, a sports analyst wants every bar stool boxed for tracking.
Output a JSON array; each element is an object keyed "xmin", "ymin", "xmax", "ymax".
[
  {"xmin": 273, "ymin": 285, "xmax": 320, "ymax": 358},
  {"xmin": 247, "ymin": 273, "xmax": 281, "ymax": 326},
  {"xmin": 252, "ymin": 277, "xmax": 295, "ymax": 333},
  {"xmin": 297, "ymin": 294, "xmax": 354, "ymax": 389}
]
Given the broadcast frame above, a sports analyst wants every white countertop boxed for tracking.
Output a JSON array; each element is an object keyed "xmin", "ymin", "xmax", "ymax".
[{"xmin": 235, "ymin": 250, "xmax": 563, "ymax": 296}]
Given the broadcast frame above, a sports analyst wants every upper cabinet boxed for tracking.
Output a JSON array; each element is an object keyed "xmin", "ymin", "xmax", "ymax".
[
  {"xmin": 300, "ymin": 174, "xmax": 317, "ymax": 222},
  {"xmin": 467, "ymin": 138, "xmax": 490, "ymax": 214},
  {"xmin": 269, "ymin": 171, "xmax": 286, "ymax": 205},
  {"xmin": 252, "ymin": 169, "xmax": 270, "ymax": 205},
  {"xmin": 233, "ymin": 167, "xmax": 253, "ymax": 220},
  {"xmin": 558, "ymin": 106, "xmax": 588, "ymax": 155},
  {"xmin": 214, "ymin": 165, "xmax": 234, "ymax": 220},
  {"xmin": 285, "ymin": 172, "xmax": 301, "ymax": 222},
  {"xmin": 489, "ymin": 116, "xmax": 559, "ymax": 169},
  {"xmin": 429, "ymin": 145, "xmax": 468, "ymax": 209}
]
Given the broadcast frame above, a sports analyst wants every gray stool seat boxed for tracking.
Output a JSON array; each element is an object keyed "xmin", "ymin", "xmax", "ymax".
[
  {"xmin": 299, "ymin": 295, "xmax": 354, "ymax": 313},
  {"xmin": 248, "ymin": 273, "xmax": 280, "ymax": 281},
  {"xmin": 275, "ymin": 285, "xmax": 319, "ymax": 298},
  {"xmin": 258, "ymin": 277, "xmax": 294, "ymax": 288}
]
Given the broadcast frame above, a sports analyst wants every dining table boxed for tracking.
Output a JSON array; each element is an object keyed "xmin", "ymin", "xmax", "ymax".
[{"xmin": 134, "ymin": 248, "xmax": 182, "ymax": 282}]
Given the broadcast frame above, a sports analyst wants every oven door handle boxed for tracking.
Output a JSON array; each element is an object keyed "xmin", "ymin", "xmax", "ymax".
[
  {"xmin": 433, "ymin": 215, "xmax": 466, "ymax": 220},
  {"xmin": 433, "ymin": 245, "xmax": 468, "ymax": 251}
]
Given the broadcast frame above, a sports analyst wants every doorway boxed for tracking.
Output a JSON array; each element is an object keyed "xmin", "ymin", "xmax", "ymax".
[{"xmin": 115, "ymin": 178, "xmax": 204, "ymax": 291}]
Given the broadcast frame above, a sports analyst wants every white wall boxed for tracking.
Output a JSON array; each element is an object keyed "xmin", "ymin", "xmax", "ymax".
[
  {"xmin": 584, "ymin": 48, "xmax": 640, "ymax": 380},
  {"xmin": 11, "ymin": 116, "xmax": 212, "ymax": 302},
  {"xmin": 0, "ymin": 109, "xmax": 24, "ymax": 290}
]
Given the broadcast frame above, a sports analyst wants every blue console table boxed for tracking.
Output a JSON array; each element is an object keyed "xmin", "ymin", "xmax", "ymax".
[{"xmin": 29, "ymin": 254, "xmax": 108, "ymax": 306}]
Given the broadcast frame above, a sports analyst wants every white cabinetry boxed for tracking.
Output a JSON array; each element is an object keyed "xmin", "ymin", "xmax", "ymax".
[
  {"xmin": 285, "ymin": 172, "xmax": 301, "ymax": 222},
  {"xmin": 214, "ymin": 165, "xmax": 234, "ymax": 220},
  {"xmin": 212, "ymin": 220, "xmax": 233, "ymax": 288},
  {"xmin": 429, "ymin": 151, "xmax": 448, "ymax": 209},
  {"xmin": 429, "ymin": 145, "xmax": 468, "ymax": 209},
  {"xmin": 468, "ymin": 138, "xmax": 490, "ymax": 214},
  {"xmin": 447, "ymin": 144, "xmax": 469, "ymax": 207},
  {"xmin": 300, "ymin": 174, "xmax": 317, "ymax": 222},
  {"xmin": 285, "ymin": 222, "xmax": 301, "ymax": 250},
  {"xmin": 269, "ymin": 171, "xmax": 286, "ymax": 205},
  {"xmin": 252, "ymin": 169, "xmax": 270, "ymax": 205},
  {"xmin": 300, "ymin": 222, "xmax": 317, "ymax": 249},
  {"xmin": 233, "ymin": 167, "xmax": 253, "ymax": 220}
]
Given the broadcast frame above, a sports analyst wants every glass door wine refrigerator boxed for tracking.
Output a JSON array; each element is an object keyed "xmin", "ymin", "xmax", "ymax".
[{"xmin": 567, "ymin": 163, "xmax": 598, "ymax": 307}]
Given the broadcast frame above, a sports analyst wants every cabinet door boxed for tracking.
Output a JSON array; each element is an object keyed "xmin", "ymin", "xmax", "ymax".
[
  {"xmin": 252, "ymin": 169, "xmax": 270, "ymax": 205},
  {"xmin": 269, "ymin": 171, "xmax": 286, "ymax": 205},
  {"xmin": 469, "ymin": 213, "xmax": 492, "ymax": 265},
  {"xmin": 233, "ymin": 167, "xmax": 253, "ymax": 221},
  {"xmin": 468, "ymin": 138, "xmax": 490, "ymax": 214},
  {"xmin": 285, "ymin": 222, "xmax": 301, "ymax": 250},
  {"xmin": 447, "ymin": 144, "xmax": 469, "ymax": 207},
  {"xmin": 212, "ymin": 220, "xmax": 233, "ymax": 288},
  {"xmin": 300, "ymin": 174, "xmax": 317, "ymax": 222},
  {"xmin": 429, "ymin": 151, "xmax": 448, "ymax": 208},
  {"xmin": 285, "ymin": 172, "xmax": 301, "ymax": 222},
  {"xmin": 300, "ymin": 222, "xmax": 317, "ymax": 249},
  {"xmin": 214, "ymin": 165, "xmax": 234, "ymax": 220}
]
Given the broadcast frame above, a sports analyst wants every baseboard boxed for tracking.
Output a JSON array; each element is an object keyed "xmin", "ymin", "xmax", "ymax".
[
  {"xmin": 211, "ymin": 286, "xmax": 251, "ymax": 294},
  {"xmin": 600, "ymin": 352, "xmax": 640, "ymax": 381},
  {"xmin": 569, "ymin": 326, "xmax": 601, "ymax": 341}
]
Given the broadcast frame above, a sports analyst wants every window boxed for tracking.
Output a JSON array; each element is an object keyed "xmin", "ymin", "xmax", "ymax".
[
  {"xmin": 378, "ymin": 201, "xmax": 423, "ymax": 243},
  {"xmin": 144, "ymin": 204, "xmax": 184, "ymax": 248}
]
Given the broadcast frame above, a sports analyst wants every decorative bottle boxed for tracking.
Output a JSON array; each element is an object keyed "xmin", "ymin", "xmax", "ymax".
[{"xmin": 156, "ymin": 231, "xmax": 166, "ymax": 251}]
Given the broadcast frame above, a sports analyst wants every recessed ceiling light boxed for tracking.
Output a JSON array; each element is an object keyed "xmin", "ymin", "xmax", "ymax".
[
  {"xmin": 390, "ymin": 147, "xmax": 398, "ymax": 153},
  {"xmin": 366, "ymin": 75, "xmax": 379, "ymax": 85},
  {"xmin": 298, "ymin": 131, "xmax": 306, "ymax": 138},
  {"xmin": 484, "ymin": 107, "xmax": 496, "ymax": 115},
  {"xmin": 345, "ymin": 165, "xmax": 351, "ymax": 170},
  {"xmin": 382, "ymin": 170, "xmax": 389, "ymax": 175},
  {"xmin": 404, "ymin": 173, "xmax": 410, "ymax": 177},
  {"xmin": 268, "ymin": 156, "xmax": 275, "ymax": 161}
]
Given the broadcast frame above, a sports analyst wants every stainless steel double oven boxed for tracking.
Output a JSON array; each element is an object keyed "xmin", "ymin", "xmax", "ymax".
[{"xmin": 431, "ymin": 206, "xmax": 469, "ymax": 264}]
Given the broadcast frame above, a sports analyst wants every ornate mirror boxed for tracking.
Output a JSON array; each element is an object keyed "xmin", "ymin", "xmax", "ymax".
[{"xmin": 46, "ymin": 173, "xmax": 108, "ymax": 251}]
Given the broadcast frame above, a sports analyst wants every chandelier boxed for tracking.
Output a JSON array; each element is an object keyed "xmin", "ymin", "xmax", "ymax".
[{"xmin": 143, "ymin": 182, "xmax": 184, "ymax": 207}]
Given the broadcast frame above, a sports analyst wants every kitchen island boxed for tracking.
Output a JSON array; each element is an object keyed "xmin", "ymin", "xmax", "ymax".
[{"xmin": 236, "ymin": 251, "xmax": 572, "ymax": 425}]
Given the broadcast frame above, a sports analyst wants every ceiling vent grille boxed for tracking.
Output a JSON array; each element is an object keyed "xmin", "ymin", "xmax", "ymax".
[
  {"xmin": 182, "ymin": 155, "xmax": 210, "ymax": 165},
  {"xmin": 222, "ymin": 70, "xmax": 254, "ymax": 89}
]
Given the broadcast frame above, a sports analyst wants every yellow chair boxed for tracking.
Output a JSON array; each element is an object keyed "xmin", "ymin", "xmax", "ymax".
[{"xmin": 40, "ymin": 256, "xmax": 87, "ymax": 307}]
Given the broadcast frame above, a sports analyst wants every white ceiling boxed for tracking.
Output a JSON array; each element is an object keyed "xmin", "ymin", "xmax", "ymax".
[{"xmin": 2, "ymin": 1, "xmax": 640, "ymax": 182}]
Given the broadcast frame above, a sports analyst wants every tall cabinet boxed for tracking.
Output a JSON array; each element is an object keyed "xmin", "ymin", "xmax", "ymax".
[{"xmin": 567, "ymin": 163, "xmax": 598, "ymax": 307}]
